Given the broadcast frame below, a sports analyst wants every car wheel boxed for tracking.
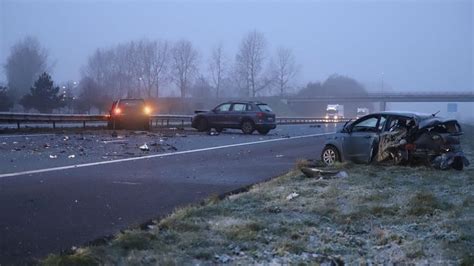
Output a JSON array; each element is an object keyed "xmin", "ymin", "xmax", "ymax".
[
  {"xmin": 257, "ymin": 128, "xmax": 270, "ymax": 135},
  {"xmin": 196, "ymin": 118, "xmax": 209, "ymax": 132},
  {"xmin": 321, "ymin": 145, "xmax": 340, "ymax": 166},
  {"xmin": 215, "ymin": 127, "xmax": 224, "ymax": 133},
  {"xmin": 241, "ymin": 120, "xmax": 255, "ymax": 134}
]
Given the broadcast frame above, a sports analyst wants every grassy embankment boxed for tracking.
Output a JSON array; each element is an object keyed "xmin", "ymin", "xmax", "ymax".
[{"xmin": 44, "ymin": 126, "xmax": 474, "ymax": 265}]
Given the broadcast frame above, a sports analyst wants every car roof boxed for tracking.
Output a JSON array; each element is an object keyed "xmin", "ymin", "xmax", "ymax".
[
  {"xmin": 222, "ymin": 101, "xmax": 266, "ymax": 104},
  {"xmin": 373, "ymin": 111, "xmax": 433, "ymax": 119}
]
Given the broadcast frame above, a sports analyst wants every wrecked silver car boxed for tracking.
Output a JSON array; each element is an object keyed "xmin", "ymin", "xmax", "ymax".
[{"xmin": 321, "ymin": 111, "xmax": 470, "ymax": 170}]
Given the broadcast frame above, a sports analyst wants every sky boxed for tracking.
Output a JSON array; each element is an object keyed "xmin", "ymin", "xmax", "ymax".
[{"xmin": 0, "ymin": 0, "xmax": 472, "ymax": 92}]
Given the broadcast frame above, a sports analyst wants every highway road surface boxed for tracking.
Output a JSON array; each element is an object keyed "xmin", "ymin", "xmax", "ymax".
[{"xmin": 0, "ymin": 125, "xmax": 337, "ymax": 264}]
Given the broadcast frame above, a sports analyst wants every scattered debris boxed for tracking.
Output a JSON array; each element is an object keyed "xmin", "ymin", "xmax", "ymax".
[
  {"xmin": 300, "ymin": 167, "xmax": 339, "ymax": 178},
  {"xmin": 139, "ymin": 143, "xmax": 150, "ymax": 151},
  {"xmin": 208, "ymin": 131, "xmax": 220, "ymax": 136},
  {"xmin": 49, "ymin": 155, "xmax": 57, "ymax": 159},
  {"xmin": 68, "ymin": 155, "xmax": 75, "ymax": 159},
  {"xmin": 267, "ymin": 206, "xmax": 282, "ymax": 213},
  {"xmin": 286, "ymin": 192, "xmax": 299, "ymax": 200}
]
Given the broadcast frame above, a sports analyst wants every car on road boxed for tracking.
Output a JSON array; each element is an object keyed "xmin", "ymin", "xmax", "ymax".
[
  {"xmin": 321, "ymin": 111, "xmax": 470, "ymax": 170},
  {"xmin": 107, "ymin": 98, "xmax": 152, "ymax": 130},
  {"xmin": 191, "ymin": 101, "xmax": 277, "ymax": 135}
]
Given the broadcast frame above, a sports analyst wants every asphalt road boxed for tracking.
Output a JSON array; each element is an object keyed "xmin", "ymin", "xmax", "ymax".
[{"xmin": 0, "ymin": 126, "xmax": 335, "ymax": 265}]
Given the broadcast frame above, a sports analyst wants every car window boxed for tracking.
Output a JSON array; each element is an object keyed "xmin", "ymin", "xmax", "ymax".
[
  {"xmin": 246, "ymin": 104, "xmax": 253, "ymax": 111},
  {"xmin": 378, "ymin": 116, "xmax": 387, "ymax": 131},
  {"xmin": 232, "ymin": 103, "xmax": 247, "ymax": 112},
  {"xmin": 215, "ymin": 103, "xmax": 231, "ymax": 112},
  {"xmin": 386, "ymin": 116, "xmax": 411, "ymax": 132},
  {"xmin": 257, "ymin": 104, "xmax": 272, "ymax": 112},
  {"xmin": 119, "ymin": 99, "xmax": 144, "ymax": 108},
  {"xmin": 352, "ymin": 116, "xmax": 379, "ymax": 132}
]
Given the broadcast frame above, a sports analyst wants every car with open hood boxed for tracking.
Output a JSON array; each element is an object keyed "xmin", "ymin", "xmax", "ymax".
[{"xmin": 321, "ymin": 111, "xmax": 470, "ymax": 170}]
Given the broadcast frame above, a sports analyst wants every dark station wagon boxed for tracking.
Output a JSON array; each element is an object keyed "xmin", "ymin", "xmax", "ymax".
[{"xmin": 192, "ymin": 101, "xmax": 277, "ymax": 135}]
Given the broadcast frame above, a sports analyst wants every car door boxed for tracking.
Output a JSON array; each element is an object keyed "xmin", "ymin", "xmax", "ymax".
[
  {"xmin": 230, "ymin": 103, "xmax": 247, "ymax": 127},
  {"xmin": 342, "ymin": 115, "xmax": 386, "ymax": 163},
  {"xmin": 211, "ymin": 103, "xmax": 232, "ymax": 126}
]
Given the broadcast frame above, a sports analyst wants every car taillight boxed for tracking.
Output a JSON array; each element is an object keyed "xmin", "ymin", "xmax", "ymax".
[
  {"xmin": 257, "ymin": 112, "xmax": 265, "ymax": 118},
  {"xmin": 114, "ymin": 107, "xmax": 122, "ymax": 115},
  {"xmin": 405, "ymin": 143, "xmax": 416, "ymax": 151},
  {"xmin": 144, "ymin": 106, "xmax": 152, "ymax": 115}
]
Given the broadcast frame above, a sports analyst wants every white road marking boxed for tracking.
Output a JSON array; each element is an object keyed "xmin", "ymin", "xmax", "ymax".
[
  {"xmin": 0, "ymin": 132, "xmax": 333, "ymax": 179},
  {"xmin": 0, "ymin": 134, "xmax": 56, "ymax": 138},
  {"xmin": 112, "ymin": 181, "xmax": 141, "ymax": 185}
]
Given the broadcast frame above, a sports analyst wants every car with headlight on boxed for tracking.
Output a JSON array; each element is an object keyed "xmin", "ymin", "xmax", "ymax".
[
  {"xmin": 191, "ymin": 101, "xmax": 276, "ymax": 135},
  {"xmin": 321, "ymin": 111, "xmax": 470, "ymax": 170},
  {"xmin": 107, "ymin": 98, "xmax": 152, "ymax": 130}
]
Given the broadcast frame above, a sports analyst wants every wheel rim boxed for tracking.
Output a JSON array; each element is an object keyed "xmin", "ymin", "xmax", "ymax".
[
  {"xmin": 323, "ymin": 148, "xmax": 336, "ymax": 165},
  {"xmin": 242, "ymin": 122, "xmax": 252, "ymax": 133}
]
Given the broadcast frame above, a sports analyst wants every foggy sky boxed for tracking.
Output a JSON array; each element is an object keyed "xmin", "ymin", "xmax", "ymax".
[{"xmin": 1, "ymin": 0, "xmax": 472, "ymax": 92}]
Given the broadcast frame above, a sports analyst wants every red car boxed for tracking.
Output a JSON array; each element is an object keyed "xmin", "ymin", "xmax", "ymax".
[{"xmin": 107, "ymin": 99, "xmax": 152, "ymax": 130}]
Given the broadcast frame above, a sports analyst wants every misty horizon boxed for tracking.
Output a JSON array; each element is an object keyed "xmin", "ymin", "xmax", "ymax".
[{"xmin": 1, "ymin": 0, "xmax": 473, "ymax": 93}]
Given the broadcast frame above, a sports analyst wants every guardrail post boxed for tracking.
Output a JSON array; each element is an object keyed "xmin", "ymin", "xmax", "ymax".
[
  {"xmin": 83, "ymin": 121, "xmax": 86, "ymax": 128},
  {"xmin": 17, "ymin": 121, "xmax": 20, "ymax": 129},
  {"xmin": 53, "ymin": 121, "xmax": 56, "ymax": 129},
  {"xmin": 181, "ymin": 120, "xmax": 184, "ymax": 128},
  {"xmin": 167, "ymin": 119, "xmax": 169, "ymax": 127}
]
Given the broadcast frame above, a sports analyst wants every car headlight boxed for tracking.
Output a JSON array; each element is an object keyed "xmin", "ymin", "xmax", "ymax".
[
  {"xmin": 144, "ymin": 106, "xmax": 152, "ymax": 115},
  {"xmin": 334, "ymin": 115, "xmax": 338, "ymax": 119}
]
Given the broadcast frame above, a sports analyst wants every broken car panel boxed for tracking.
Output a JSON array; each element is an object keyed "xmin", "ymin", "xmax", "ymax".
[{"xmin": 321, "ymin": 111, "xmax": 470, "ymax": 170}]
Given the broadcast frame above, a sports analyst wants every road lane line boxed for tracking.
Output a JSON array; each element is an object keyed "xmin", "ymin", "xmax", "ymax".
[
  {"xmin": 0, "ymin": 132, "xmax": 333, "ymax": 179},
  {"xmin": 0, "ymin": 134, "xmax": 56, "ymax": 138}
]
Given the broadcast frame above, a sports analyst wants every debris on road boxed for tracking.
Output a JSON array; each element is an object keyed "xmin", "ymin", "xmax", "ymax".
[
  {"xmin": 208, "ymin": 131, "xmax": 220, "ymax": 136},
  {"xmin": 139, "ymin": 143, "xmax": 150, "ymax": 151},
  {"xmin": 49, "ymin": 155, "xmax": 57, "ymax": 159},
  {"xmin": 286, "ymin": 192, "xmax": 299, "ymax": 200},
  {"xmin": 68, "ymin": 155, "xmax": 75, "ymax": 159},
  {"xmin": 300, "ymin": 167, "xmax": 348, "ymax": 179},
  {"xmin": 275, "ymin": 154, "xmax": 284, "ymax": 158}
]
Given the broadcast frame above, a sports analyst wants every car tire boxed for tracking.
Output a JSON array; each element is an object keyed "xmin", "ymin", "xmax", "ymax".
[
  {"xmin": 257, "ymin": 128, "xmax": 270, "ymax": 135},
  {"xmin": 321, "ymin": 145, "xmax": 340, "ymax": 166},
  {"xmin": 241, "ymin": 120, "xmax": 255, "ymax": 134},
  {"xmin": 215, "ymin": 127, "xmax": 224, "ymax": 133},
  {"xmin": 196, "ymin": 118, "xmax": 209, "ymax": 132}
]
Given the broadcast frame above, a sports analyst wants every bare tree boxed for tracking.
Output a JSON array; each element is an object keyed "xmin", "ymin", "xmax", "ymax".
[
  {"xmin": 138, "ymin": 40, "xmax": 169, "ymax": 98},
  {"xmin": 171, "ymin": 40, "xmax": 199, "ymax": 98},
  {"xmin": 235, "ymin": 30, "xmax": 269, "ymax": 97},
  {"xmin": 271, "ymin": 47, "xmax": 299, "ymax": 96},
  {"xmin": 208, "ymin": 43, "xmax": 227, "ymax": 98},
  {"xmin": 4, "ymin": 36, "xmax": 50, "ymax": 101}
]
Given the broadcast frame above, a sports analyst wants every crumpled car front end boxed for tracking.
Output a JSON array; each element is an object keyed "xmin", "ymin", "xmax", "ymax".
[{"xmin": 376, "ymin": 116, "xmax": 470, "ymax": 170}]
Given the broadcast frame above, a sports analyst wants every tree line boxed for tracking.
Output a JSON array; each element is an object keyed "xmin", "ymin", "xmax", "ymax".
[
  {"xmin": 1, "ymin": 30, "xmax": 300, "ymax": 113},
  {"xmin": 1, "ymin": 32, "xmax": 369, "ymax": 114}
]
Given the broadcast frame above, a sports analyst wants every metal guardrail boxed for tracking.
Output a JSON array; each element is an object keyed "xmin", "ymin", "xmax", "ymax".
[{"xmin": 0, "ymin": 112, "xmax": 350, "ymax": 129}]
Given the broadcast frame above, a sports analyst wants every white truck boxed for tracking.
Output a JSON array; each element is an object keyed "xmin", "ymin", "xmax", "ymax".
[
  {"xmin": 356, "ymin": 107, "xmax": 370, "ymax": 118},
  {"xmin": 325, "ymin": 104, "xmax": 344, "ymax": 121}
]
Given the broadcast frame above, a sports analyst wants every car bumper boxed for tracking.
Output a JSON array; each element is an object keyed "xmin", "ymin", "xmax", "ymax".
[{"xmin": 255, "ymin": 122, "xmax": 276, "ymax": 130}]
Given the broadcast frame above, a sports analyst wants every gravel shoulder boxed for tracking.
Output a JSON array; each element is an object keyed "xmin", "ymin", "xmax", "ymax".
[{"xmin": 43, "ymin": 126, "xmax": 474, "ymax": 265}]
